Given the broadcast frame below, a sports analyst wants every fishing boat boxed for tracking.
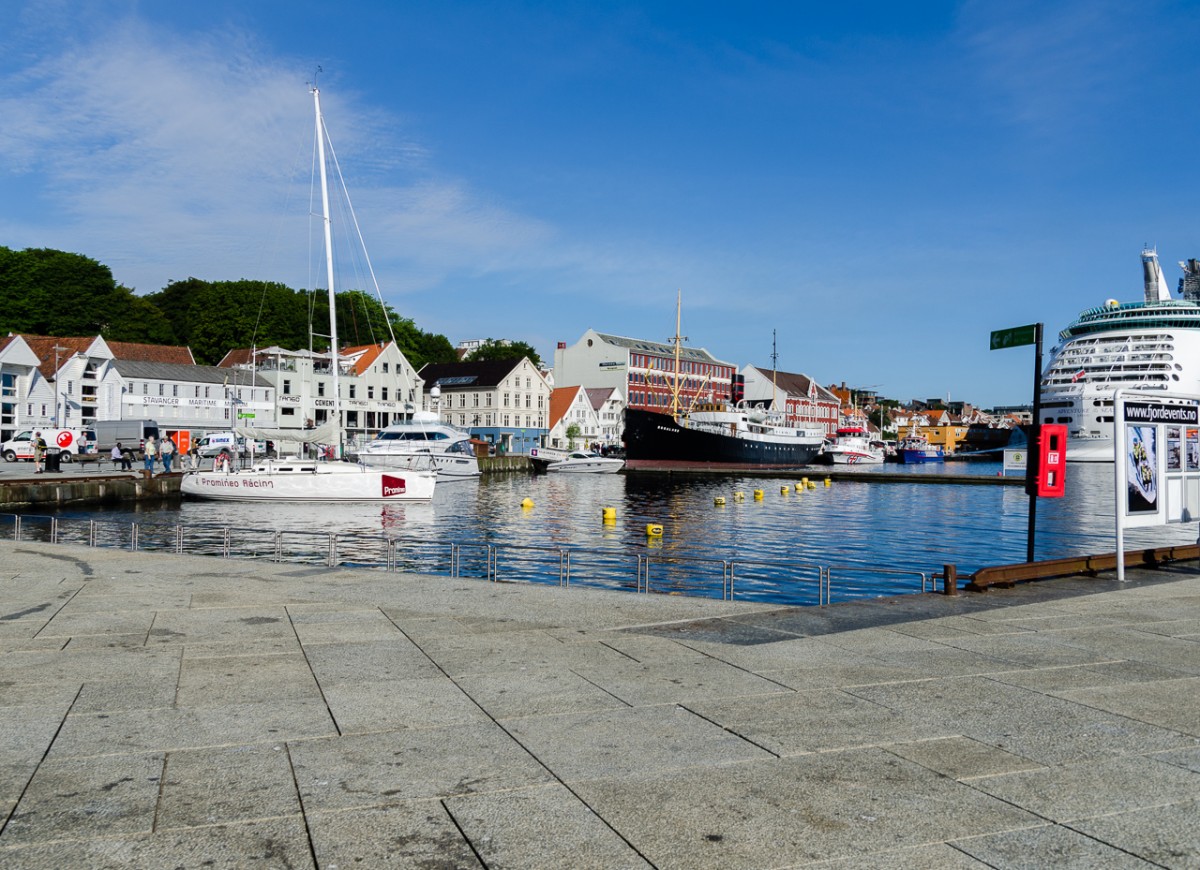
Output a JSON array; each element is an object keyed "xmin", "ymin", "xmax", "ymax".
[
  {"xmin": 182, "ymin": 84, "xmax": 436, "ymax": 503},
  {"xmin": 530, "ymin": 448, "xmax": 624, "ymax": 474},
  {"xmin": 1040, "ymin": 248, "xmax": 1200, "ymax": 462},
  {"xmin": 354, "ymin": 412, "xmax": 480, "ymax": 478},
  {"xmin": 821, "ymin": 426, "xmax": 884, "ymax": 465},
  {"xmin": 895, "ymin": 432, "xmax": 944, "ymax": 464}
]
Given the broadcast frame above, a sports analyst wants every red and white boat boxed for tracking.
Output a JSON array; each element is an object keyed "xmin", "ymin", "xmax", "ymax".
[{"xmin": 822, "ymin": 427, "xmax": 884, "ymax": 465}]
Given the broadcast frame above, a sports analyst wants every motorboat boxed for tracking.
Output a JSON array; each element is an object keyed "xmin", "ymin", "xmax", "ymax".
[
  {"xmin": 821, "ymin": 426, "xmax": 884, "ymax": 465},
  {"xmin": 355, "ymin": 413, "xmax": 481, "ymax": 477},
  {"xmin": 530, "ymin": 448, "xmax": 624, "ymax": 474}
]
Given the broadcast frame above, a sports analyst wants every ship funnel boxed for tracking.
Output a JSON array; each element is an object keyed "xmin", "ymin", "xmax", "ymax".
[{"xmin": 1142, "ymin": 248, "xmax": 1172, "ymax": 302}]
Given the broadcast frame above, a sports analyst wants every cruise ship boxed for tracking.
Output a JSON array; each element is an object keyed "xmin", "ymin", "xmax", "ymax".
[{"xmin": 1039, "ymin": 249, "xmax": 1200, "ymax": 462}]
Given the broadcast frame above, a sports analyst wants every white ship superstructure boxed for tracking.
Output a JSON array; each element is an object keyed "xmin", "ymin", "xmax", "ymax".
[{"xmin": 1039, "ymin": 249, "xmax": 1200, "ymax": 461}]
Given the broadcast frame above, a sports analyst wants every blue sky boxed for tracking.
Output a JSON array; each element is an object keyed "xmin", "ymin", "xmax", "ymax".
[{"xmin": 3, "ymin": 1, "xmax": 1200, "ymax": 406}]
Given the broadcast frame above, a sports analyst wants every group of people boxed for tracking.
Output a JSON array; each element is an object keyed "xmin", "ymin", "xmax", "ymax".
[{"xmin": 110, "ymin": 434, "xmax": 192, "ymax": 474}]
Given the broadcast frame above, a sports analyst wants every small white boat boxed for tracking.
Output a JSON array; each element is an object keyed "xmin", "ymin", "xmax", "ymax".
[
  {"xmin": 823, "ymin": 427, "xmax": 884, "ymax": 465},
  {"xmin": 355, "ymin": 413, "xmax": 481, "ymax": 478},
  {"xmin": 531, "ymin": 448, "xmax": 624, "ymax": 474},
  {"xmin": 181, "ymin": 457, "xmax": 436, "ymax": 502}
]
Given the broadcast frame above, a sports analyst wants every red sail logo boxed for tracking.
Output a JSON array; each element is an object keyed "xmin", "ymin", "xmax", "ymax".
[
  {"xmin": 56, "ymin": 431, "xmax": 74, "ymax": 448},
  {"xmin": 381, "ymin": 475, "xmax": 406, "ymax": 497}
]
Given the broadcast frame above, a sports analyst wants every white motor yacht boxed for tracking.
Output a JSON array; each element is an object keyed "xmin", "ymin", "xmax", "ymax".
[{"xmin": 355, "ymin": 412, "xmax": 481, "ymax": 477}]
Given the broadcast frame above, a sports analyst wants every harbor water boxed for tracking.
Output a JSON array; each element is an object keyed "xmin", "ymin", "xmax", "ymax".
[{"xmin": 19, "ymin": 461, "xmax": 1200, "ymax": 606}]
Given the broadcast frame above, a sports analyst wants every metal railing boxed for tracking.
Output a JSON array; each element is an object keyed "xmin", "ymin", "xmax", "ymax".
[{"xmin": 1, "ymin": 512, "xmax": 940, "ymax": 607}]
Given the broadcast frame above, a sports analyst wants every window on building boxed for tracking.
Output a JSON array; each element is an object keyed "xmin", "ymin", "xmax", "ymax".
[
  {"xmin": 503, "ymin": 392, "xmax": 510, "ymax": 407},
  {"xmin": 382, "ymin": 362, "xmax": 389, "ymax": 373},
  {"xmin": 172, "ymin": 385, "xmax": 178, "ymax": 397},
  {"xmin": 382, "ymin": 387, "xmax": 389, "ymax": 401},
  {"xmin": 158, "ymin": 383, "xmax": 164, "ymax": 396},
  {"xmin": 473, "ymin": 393, "xmax": 479, "ymax": 407},
  {"xmin": 205, "ymin": 386, "xmax": 210, "ymax": 398},
  {"xmin": 368, "ymin": 386, "xmax": 374, "ymax": 400},
  {"xmin": 318, "ymin": 382, "xmax": 325, "ymax": 397},
  {"xmin": 283, "ymin": 379, "xmax": 291, "ymax": 395},
  {"xmin": 349, "ymin": 384, "xmax": 356, "ymax": 399}
]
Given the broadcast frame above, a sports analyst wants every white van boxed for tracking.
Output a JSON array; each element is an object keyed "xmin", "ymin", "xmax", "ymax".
[
  {"xmin": 1, "ymin": 428, "xmax": 97, "ymax": 462},
  {"xmin": 193, "ymin": 432, "xmax": 268, "ymax": 458}
]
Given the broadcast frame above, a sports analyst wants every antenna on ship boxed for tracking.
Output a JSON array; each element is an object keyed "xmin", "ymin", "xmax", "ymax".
[{"xmin": 771, "ymin": 329, "xmax": 778, "ymax": 412}]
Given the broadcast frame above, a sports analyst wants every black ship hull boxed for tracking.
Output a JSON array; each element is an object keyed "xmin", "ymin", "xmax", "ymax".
[{"xmin": 622, "ymin": 407, "xmax": 823, "ymax": 469}]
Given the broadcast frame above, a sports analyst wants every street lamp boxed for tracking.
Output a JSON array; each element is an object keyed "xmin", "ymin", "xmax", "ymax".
[
  {"xmin": 52, "ymin": 345, "xmax": 69, "ymax": 427},
  {"xmin": 429, "ymin": 385, "xmax": 441, "ymax": 421}
]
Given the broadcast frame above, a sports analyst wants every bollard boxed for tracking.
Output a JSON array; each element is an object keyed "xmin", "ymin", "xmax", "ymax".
[{"xmin": 943, "ymin": 563, "xmax": 958, "ymax": 596}]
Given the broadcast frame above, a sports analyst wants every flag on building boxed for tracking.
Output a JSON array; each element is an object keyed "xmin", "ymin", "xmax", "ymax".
[{"xmin": 1071, "ymin": 369, "xmax": 1086, "ymax": 382}]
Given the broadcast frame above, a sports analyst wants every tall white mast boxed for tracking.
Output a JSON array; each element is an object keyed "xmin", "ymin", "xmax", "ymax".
[
  {"xmin": 670, "ymin": 291, "xmax": 686, "ymax": 416},
  {"xmin": 312, "ymin": 85, "xmax": 341, "ymax": 455}
]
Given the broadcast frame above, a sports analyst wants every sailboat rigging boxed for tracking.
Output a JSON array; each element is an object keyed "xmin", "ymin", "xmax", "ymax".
[{"xmin": 180, "ymin": 84, "xmax": 436, "ymax": 502}]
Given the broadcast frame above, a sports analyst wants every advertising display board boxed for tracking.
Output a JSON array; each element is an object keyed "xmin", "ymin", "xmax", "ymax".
[{"xmin": 1115, "ymin": 396, "xmax": 1200, "ymax": 530}]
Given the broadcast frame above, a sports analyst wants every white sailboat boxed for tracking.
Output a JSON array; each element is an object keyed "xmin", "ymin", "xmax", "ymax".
[{"xmin": 182, "ymin": 85, "xmax": 436, "ymax": 503}]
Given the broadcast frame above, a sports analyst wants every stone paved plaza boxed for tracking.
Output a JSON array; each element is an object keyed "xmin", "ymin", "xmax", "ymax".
[{"xmin": 1, "ymin": 540, "xmax": 1198, "ymax": 868}]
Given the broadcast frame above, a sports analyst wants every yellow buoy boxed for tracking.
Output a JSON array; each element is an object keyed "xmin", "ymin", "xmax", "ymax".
[
  {"xmin": 521, "ymin": 498, "xmax": 534, "ymax": 509},
  {"xmin": 602, "ymin": 506, "xmax": 617, "ymax": 522},
  {"xmin": 645, "ymin": 523, "xmax": 663, "ymax": 537},
  {"xmin": 714, "ymin": 496, "xmax": 726, "ymax": 506},
  {"xmin": 753, "ymin": 489, "xmax": 764, "ymax": 500},
  {"xmin": 733, "ymin": 491, "xmax": 745, "ymax": 501},
  {"xmin": 824, "ymin": 477, "xmax": 831, "ymax": 487},
  {"xmin": 780, "ymin": 486, "xmax": 789, "ymax": 495},
  {"xmin": 801, "ymin": 477, "xmax": 809, "ymax": 487},
  {"xmin": 794, "ymin": 482, "xmax": 804, "ymax": 491}
]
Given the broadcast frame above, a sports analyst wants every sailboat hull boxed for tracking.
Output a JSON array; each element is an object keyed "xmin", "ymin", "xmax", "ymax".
[{"xmin": 181, "ymin": 460, "xmax": 436, "ymax": 502}]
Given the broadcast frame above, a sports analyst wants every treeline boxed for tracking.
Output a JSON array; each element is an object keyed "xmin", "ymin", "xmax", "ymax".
[{"xmin": 0, "ymin": 246, "xmax": 458, "ymax": 369}]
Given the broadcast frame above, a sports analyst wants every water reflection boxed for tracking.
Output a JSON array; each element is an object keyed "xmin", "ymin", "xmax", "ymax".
[{"xmin": 27, "ymin": 462, "xmax": 1200, "ymax": 604}]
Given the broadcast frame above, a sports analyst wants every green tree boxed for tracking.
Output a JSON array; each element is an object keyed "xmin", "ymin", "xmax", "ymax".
[
  {"xmin": 565, "ymin": 422, "xmax": 582, "ymax": 448},
  {"xmin": 465, "ymin": 338, "xmax": 542, "ymax": 368}
]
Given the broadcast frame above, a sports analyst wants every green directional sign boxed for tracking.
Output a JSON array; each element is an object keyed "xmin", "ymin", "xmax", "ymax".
[
  {"xmin": 990, "ymin": 324, "xmax": 1038, "ymax": 351},
  {"xmin": 237, "ymin": 412, "xmax": 256, "ymax": 419}
]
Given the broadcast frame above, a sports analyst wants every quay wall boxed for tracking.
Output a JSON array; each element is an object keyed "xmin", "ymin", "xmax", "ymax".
[{"xmin": 0, "ymin": 473, "xmax": 180, "ymax": 509}]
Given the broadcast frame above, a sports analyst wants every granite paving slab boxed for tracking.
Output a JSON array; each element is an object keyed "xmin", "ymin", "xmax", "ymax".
[
  {"xmin": 0, "ymin": 752, "xmax": 164, "ymax": 845},
  {"xmin": 34, "ymin": 609, "xmax": 155, "ymax": 639},
  {"xmin": 0, "ymin": 816, "xmax": 315, "ymax": 869},
  {"xmin": 689, "ymin": 687, "xmax": 940, "ymax": 756},
  {"xmin": 414, "ymin": 629, "xmax": 627, "ymax": 676},
  {"xmin": 1058, "ymin": 675, "xmax": 1200, "ymax": 736},
  {"xmin": 320, "ymin": 675, "xmax": 492, "ymax": 734},
  {"xmin": 804, "ymin": 843, "xmax": 992, "ymax": 868},
  {"xmin": 848, "ymin": 676, "xmax": 1198, "ymax": 765},
  {"xmin": 884, "ymin": 735, "xmax": 1044, "ymax": 780},
  {"xmin": 445, "ymin": 782, "xmax": 652, "ymax": 869},
  {"xmin": 983, "ymin": 660, "xmax": 1188, "ymax": 694},
  {"xmin": 49, "ymin": 697, "xmax": 337, "ymax": 759},
  {"xmin": 300, "ymin": 639, "xmax": 444, "ymax": 684},
  {"xmin": 573, "ymin": 656, "xmax": 793, "ymax": 706},
  {"xmin": 156, "ymin": 743, "xmax": 302, "ymax": 829},
  {"xmin": 501, "ymin": 704, "xmax": 772, "ymax": 782},
  {"xmin": 307, "ymin": 802, "xmax": 482, "ymax": 868},
  {"xmin": 570, "ymin": 748, "xmax": 1040, "ymax": 869},
  {"xmin": 288, "ymin": 723, "xmax": 555, "ymax": 812},
  {"xmin": 969, "ymin": 754, "xmax": 1200, "ymax": 822},
  {"xmin": 1067, "ymin": 798, "xmax": 1200, "ymax": 868},
  {"xmin": 453, "ymin": 667, "xmax": 630, "ymax": 720},
  {"xmin": 174, "ymin": 653, "xmax": 322, "ymax": 707},
  {"xmin": 950, "ymin": 823, "xmax": 1159, "ymax": 868}
]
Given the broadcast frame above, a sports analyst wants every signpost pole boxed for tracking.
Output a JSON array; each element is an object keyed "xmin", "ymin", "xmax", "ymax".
[
  {"xmin": 1025, "ymin": 323, "xmax": 1044, "ymax": 563},
  {"xmin": 989, "ymin": 322, "xmax": 1043, "ymax": 564}
]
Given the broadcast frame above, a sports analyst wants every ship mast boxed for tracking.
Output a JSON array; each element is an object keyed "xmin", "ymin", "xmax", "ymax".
[
  {"xmin": 670, "ymin": 291, "xmax": 687, "ymax": 417},
  {"xmin": 312, "ymin": 85, "xmax": 342, "ymax": 457},
  {"xmin": 771, "ymin": 329, "xmax": 778, "ymax": 411}
]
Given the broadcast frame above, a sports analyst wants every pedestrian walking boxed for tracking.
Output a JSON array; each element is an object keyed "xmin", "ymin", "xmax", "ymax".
[
  {"xmin": 32, "ymin": 431, "xmax": 46, "ymax": 473},
  {"xmin": 143, "ymin": 435, "xmax": 157, "ymax": 474},
  {"xmin": 160, "ymin": 435, "xmax": 175, "ymax": 473}
]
